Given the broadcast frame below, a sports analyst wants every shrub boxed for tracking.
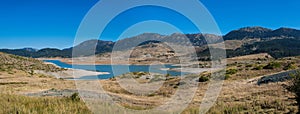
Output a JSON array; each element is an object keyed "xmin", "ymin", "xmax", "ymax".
[
  {"xmin": 147, "ymin": 93, "xmax": 155, "ymax": 97},
  {"xmin": 199, "ymin": 76, "xmax": 209, "ymax": 82},
  {"xmin": 252, "ymin": 65, "xmax": 264, "ymax": 70},
  {"xmin": 70, "ymin": 93, "xmax": 80, "ymax": 102},
  {"xmin": 132, "ymin": 72, "xmax": 138, "ymax": 75},
  {"xmin": 28, "ymin": 70, "xmax": 34, "ymax": 76},
  {"xmin": 263, "ymin": 62, "xmax": 281, "ymax": 69},
  {"xmin": 0, "ymin": 67, "xmax": 5, "ymax": 72},
  {"xmin": 226, "ymin": 69, "xmax": 238, "ymax": 75},
  {"xmin": 287, "ymin": 71, "xmax": 300, "ymax": 114},
  {"xmin": 165, "ymin": 73, "xmax": 171, "ymax": 77},
  {"xmin": 165, "ymin": 73, "xmax": 171, "ymax": 80},
  {"xmin": 246, "ymin": 64, "xmax": 253, "ymax": 67},
  {"xmin": 283, "ymin": 63, "xmax": 297, "ymax": 70},
  {"xmin": 225, "ymin": 74, "xmax": 231, "ymax": 80},
  {"xmin": 109, "ymin": 76, "xmax": 116, "ymax": 81},
  {"xmin": 132, "ymin": 72, "xmax": 147, "ymax": 78},
  {"xmin": 137, "ymin": 72, "xmax": 146, "ymax": 77}
]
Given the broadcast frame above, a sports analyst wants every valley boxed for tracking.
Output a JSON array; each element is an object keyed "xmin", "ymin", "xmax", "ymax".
[
  {"xmin": 1, "ymin": 27, "xmax": 300, "ymax": 113},
  {"xmin": 0, "ymin": 51, "xmax": 299, "ymax": 113}
]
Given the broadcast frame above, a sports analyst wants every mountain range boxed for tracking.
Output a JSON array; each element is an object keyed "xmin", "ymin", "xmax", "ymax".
[{"xmin": 1, "ymin": 26, "xmax": 300, "ymax": 59}]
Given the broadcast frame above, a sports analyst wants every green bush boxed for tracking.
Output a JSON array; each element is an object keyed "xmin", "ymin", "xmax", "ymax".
[
  {"xmin": 226, "ymin": 69, "xmax": 238, "ymax": 75},
  {"xmin": 283, "ymin": 63, "xmax": 297, "ymax": 70},
  {"xmin": 147, "ymin": 93, "xmax": 155, "ymax": 97},
  {"xmin": 28, "ymin": 70, "xmax": 34, "ymax": 76},
  {"xmin": 137, "ymin": 72, "xmax": 146, "ymax": 77},
  {"xmin": 70, "ymin": 93, "xmax": 80, "ymax": 102},
  {"xmin": 225, "ymin": 74, "xmax": 231, "ymax": 80},
  {"xmin": 199, "ymin": 76, "xmax": 209, "ymax": 82},
  {"xmin": 252, "ymin": 65, "xmax": 264, "ymax": 70},
  {"xmin": 132, "ymin": 72, "xmax": 147, "ymax": 78},
  {"xmin": 263, "ymin": 62, "xmax": 281, "ymax": 69},
  {"xmin": 246, "ymin": 64, "xmax": 253, "ymax": 67},
  {"xmin": 132, "ymin": 72, "xmax": 138, "ymax": 75}
]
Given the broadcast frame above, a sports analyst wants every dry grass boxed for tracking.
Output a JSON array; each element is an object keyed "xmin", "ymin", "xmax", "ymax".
[
  {"xmin": 0, "ymin": 70, "xmax": 75, "ymax": 94},
  {"xmin": 98, "ymin": 60, "xmax": 299, "ymax": 113},
  {"xmin": 0, "ymin": 52, "xmax": 64, "ymax": 72},
  {"xmin": 0, "ymin": 94, "xmax": 91, "ymax": 114},
  {"xmin": 180, "ymin": 81, "xmax": 298, "ymax": 114},
  {"xmin": 225, "ymin": 55, "xmax": 300, "ymax": 80},
  {"xmin": 1, "ymin": 52, "xmax": 299, "ymax": 113}
]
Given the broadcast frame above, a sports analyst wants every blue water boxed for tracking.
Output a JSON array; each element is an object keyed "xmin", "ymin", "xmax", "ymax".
[{"xmin": 45, "ymin": 60, "xmax": 187, "ymax": 79}]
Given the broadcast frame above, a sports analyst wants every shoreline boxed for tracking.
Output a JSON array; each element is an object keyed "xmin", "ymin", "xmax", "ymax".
[
  {"xmin": 42, "ymin": 58, "xmax": 212, "ymax": 75},
  {"xmin": 38, "ymin": 58, "xmax": 180, "ymax": 66},
  {"xmin": 42, "ymin": 61, "xmax": 110, "ymax": 79}
]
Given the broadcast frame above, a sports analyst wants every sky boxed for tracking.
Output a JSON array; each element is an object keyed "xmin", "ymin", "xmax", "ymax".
[{"xmin": 0, "ymin": 0, "xmax": 299, "ymax": 49}]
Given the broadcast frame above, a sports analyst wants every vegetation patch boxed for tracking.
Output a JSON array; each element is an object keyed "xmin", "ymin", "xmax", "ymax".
[
  {"xmin": 287, "ymin": 71, "xmax": 300, "ymax": 113},
  {"xmin": 283, "ymin": 63, "xmax": 297, "ymax": 70},
  {"xmin": 70, "ymin": 92, "xmax": 81, "ymax": 102},
  {"xmin": 199, "ymin": 76, "xmax": 209, "ymax": 82},
  {"xmin": 0, "ymin": 94, "xmax": 91, "ymax": 114},
  {"xmin": 226, "ymin": 69, "xmax": 238, "ymax": 75},
  {"xmin": 0, "ymin": 82, "xmax": 28, "ymax": 85},
  {"xmin": 263, "ymin": 62, "xmax": 281, "ymax": 69},
  {"xmin": 0, "ymin": 52, "xmax": 64, "ymax": 74},
  {"xmin": 252, "ymin": 65, "xmax": 264, "ymax": 70}
]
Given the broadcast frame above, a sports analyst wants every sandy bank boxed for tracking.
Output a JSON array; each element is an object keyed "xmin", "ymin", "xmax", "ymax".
[
  {"xmin": 40, "ymin": 61, "xmax": 110, "ymax": 79},
  {"xmin": 170, "ymin": 68, "xmax": 217, "ymax": 74}
]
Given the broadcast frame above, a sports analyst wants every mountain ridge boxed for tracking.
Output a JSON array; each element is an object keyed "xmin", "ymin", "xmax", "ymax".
[{"xmin": 1, "ymin": 26, "xmax": 300, "ymax": 58}]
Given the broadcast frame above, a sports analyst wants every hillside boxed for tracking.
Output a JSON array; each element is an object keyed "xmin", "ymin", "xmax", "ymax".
[
  {"xmin": 0, "ymin": 52, "xmax": 63, "ymax": 73},
  {"xmin": 0, "ymin": 33, "xmax": 221, "ymax": 58},
  {"xmin": 226, "ymin": 39, "xmax": 300, "ymax": 58},
  {"xmin": 223, "ymin": 26, "xmax": 273, "ymax": 40},
  {"xmin": 223, "ymin": 27, "xmax": 300, "ymax": 40},
  {"xmin": 1, "ymin": 26, "xmax": 300, "ymax": 59},
  {"xmin": 0, "ymin": 53, "xmax": 88, "ymax": 113}
]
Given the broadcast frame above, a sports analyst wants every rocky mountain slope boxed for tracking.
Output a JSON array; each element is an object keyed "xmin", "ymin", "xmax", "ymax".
[
  {"xmin": 224, "ymin": 27, "xmax": 300, "ymax": 40},
  {"xmin": 1, "ymin": 26, "xmax": 300, "ymax": 59}
]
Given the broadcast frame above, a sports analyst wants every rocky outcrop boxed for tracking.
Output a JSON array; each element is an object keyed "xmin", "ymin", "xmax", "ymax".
[{"xmin": 257, "ymin": 70, "xmax": 298, "ymax": 85}]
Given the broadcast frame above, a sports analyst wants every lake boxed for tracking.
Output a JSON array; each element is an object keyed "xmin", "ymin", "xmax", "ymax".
[{"xmin": 44, "ymin": 60, "xmax": 188, "ymax": 79}]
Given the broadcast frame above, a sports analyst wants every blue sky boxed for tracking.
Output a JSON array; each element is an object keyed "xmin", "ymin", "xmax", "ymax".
[{"xmin": 0, "ymin": 0, "xmax": 299, "ymax": 49}]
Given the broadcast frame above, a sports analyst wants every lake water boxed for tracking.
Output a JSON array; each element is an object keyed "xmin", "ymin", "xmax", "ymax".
[{"xmin": 45, "ymin": 60, "xmax": 188, "ymax": 79}]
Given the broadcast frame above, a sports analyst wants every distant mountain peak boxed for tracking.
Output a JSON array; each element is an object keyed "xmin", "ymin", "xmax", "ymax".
[
  {"xmin": 2, "ymin": 26, "xmax": 300, "ymax": 58},
  {"xmin": 269, "ymin": 27, "xmax": 300, "ymax": 38},
  {"xmin": 22, "ymin": 48, "xmax": 38, "ymax": 52},
  {"xmin": 224, "ymin": 26, "xmax": 272, "ymax": 40},
  {"xmin": 170, "ymin": 32, "xmax": 182, "ymax": 35},
  {"xmin": 138, "ymin": 33, "xmax": 162, "ymax": 36},
  {"xmin": 77, "ymin": 39, "xmax": 113, "ymax": 46},
  {"xmin": 274, "ymin": 27, "xmax": 298, "ymax": 32},
  {"xmin": 238, "ymin": 26, "xmax": 272, "ymax": 32}
]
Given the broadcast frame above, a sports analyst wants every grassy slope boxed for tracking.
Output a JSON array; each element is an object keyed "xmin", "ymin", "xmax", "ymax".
[
  {"xmin": 0, "ymin": 52, "xmax": 63, "ymax": 73},
  {"xmin": 0, "ymin": 52, "xmax": 87, "ymax": 113},
  {"xmin": 101, "ymin": 54, "xmax": 299, "ymax": 113},
  {"xmin": 0, "ymin": 94, "xmax": 91, "ymax": 114}
]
